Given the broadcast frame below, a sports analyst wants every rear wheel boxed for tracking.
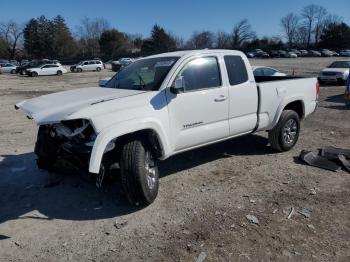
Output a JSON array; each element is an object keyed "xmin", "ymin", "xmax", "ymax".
[
  {"xmin": 20, "ymin": 70, "xmax": 25, "ymax": 75},
  {"xmin": 10, "ymin": 69, "xmax": 16, "ymax": 74},
  {"xmin": 120, "ymin": 138, "xmax": 159, "ymax": 206},
  {"xmin": 77, "ymin": 68, "xmax": 82, "ymax": 73},
  {"xmin": 31, "ymin": 71, "xmax": 38, "ymax": 77},
  {"xmin": 268, "ymin": 110, "xmax": 300, "ymax": 152},
  {"xmin": 57, "ymin": 70, "xmax": 63, "ymax": 76},
  {"xmin": 96, "ymin": 67, "xmax": 101, "ymax": 72}
]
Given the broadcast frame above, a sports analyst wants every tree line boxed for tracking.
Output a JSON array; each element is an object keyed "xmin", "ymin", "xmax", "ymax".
[{"xmin": 0, "ymin": 4, "xmax": 349, "ymax": 60}]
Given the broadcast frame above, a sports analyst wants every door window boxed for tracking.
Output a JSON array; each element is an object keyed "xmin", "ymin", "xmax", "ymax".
[
  {"xmin": 224, "ymin": 56, "xmax": 248, "ymax": 85},
  {"xmin": 177, "ymin": 57, "xmax": 221, "ymax": 92}
]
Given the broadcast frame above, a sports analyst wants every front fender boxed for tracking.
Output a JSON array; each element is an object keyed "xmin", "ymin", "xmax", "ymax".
[{"xmin": 89, "ymin": 118, "xmax": 170, "ymax": 173}]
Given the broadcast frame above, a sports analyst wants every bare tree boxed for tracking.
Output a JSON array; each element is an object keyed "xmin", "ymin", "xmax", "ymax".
[
  {"xmin": 77, "ymin": 17, "xmax": 110, "ymax": 56},
  {"xmin": 301, "ymin": 4, "xmax": 319, "ymax": 47},
  {"xmin": 216, "ymin": 31, "xmax": 231, "ymax": 49},
  {"xmin": 313, "ymin": 6, "xmax": 327, "ymax": 46},
  {"xmin": 281, "ymin": 13, "xmax": 299, "ymax": 47},
  {"xmin": 186, "ymin": 30, "xmax": 215, "ymax": 49},
  {"xmin": 0, "ymin": 20, "xmax": 23, "ymax": 59},
  {"xmin": 231, "ymin": 19, "xmax": 256, "ymax": 49}
]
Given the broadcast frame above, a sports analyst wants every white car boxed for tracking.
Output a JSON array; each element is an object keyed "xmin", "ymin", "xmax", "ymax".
[
  {"xmin": 318, "ymin": 60, "xmax": 350, "ymax": 85},
  {"xmin": 26, "ymin": 64, "xmax": 67, "ymax": 77},
  {"xmin": 70, "ymin": 60, "xmax": 104, "ymax": 72},
  {"xmin": 252, "ymin": 66, "xmax": 287, "ymax": 77},
  {"xmin": 340, "ymin": 50, "xmax": 350, "ymax": 57},
  {"xmin": 16, "ymin": 50, "xmax": 318, "ymax": 206},
  {"xmin": 0, "ymin": 63, "xmax": 17, "ymax": 74},
  {"xmin": 286, "ymin": 52, "xmax": 298, "ymax": 58}
]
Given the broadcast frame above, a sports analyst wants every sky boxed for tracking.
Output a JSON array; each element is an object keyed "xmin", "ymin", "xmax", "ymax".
[{"xmin": 1, "ymin": 0, "xmax": 349, "ymax": 40}]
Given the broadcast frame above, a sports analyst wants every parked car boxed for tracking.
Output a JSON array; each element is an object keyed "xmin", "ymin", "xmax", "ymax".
[
  {"xmin": 16, "ymin": 59, "xmax": 60, "ymax": 75},
  {"xmin": 286, "ymin": 52, "xmax": 298, "ymax": 58},
  {"xmin": 16, "ymin": 49, "xmax": 318, "ymax": 206},
  {"xmin": 0, "ymin": 63, "xmax": 17, "ymax": 74},
  {"xmin": 320, "ymin": 49, "xmax": 334, "ymax": 57},
  {"xmin": 98, "ymin": 77, "xmax": 111, "ymax": 87},
  {"xmin": 252, "ymin": 66, "xmax": 287, "ymax": 77},
  {"xmin": 268, "ymin": 50, "xmax": 281, "ymax": 58},
  {"xmin": 308, "ymin": 50, "xmax": 322, "ymax": 57},
  {"xmin": 340, "ymin": 49, "xmax": 350, "ymax": 57},
  {"xmin": 0, "ymin": 59, "xmax": 9, "ymax": 64},
  {"xmin": 299, "ymin": 50, "xmax": 309, "ymax": 57},
  {"xmin": 70, "ymin": 60, "xmax": 104, "ymax": 72},
  {"xmin": 278, "ymin": 50, "xmax": 288, "ymax": 58},
  {"xmin": 111, "ymin": 58, "xmax": 134, "ymax": 72},
  {"xmin": 290, "ymin": 49, "xmax": 301, "ymax": 56},
  {"xmin": 318, "ymin": 60, "xmax": 350, "ymax": 85},
  {"xmin": 26, "ymin": 64, "xmax": 67, "ymax": 77}
]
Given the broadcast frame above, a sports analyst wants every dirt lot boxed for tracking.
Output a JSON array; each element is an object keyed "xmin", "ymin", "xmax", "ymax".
[{"xmin": 0, "ymin": 58, "xmax": 350, "ymax": 262}]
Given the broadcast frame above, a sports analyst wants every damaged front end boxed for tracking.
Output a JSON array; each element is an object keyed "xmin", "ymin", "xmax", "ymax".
[{"xmin": 35, "ymin": 119, "xmax": 114, "ymax": 180}]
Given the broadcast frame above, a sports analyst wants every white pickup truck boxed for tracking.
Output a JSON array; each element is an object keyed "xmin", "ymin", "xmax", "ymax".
[{"xmin": 15, "ymin": 50, "xmax": 318, "ymax": 206}]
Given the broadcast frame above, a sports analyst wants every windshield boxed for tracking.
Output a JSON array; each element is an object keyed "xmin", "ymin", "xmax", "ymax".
[
  {"xmin": 329, "ymin": 61, "xmax": 350, "ymax": 68},
  {"xmin": 106, "ymin": 56, "xmax": 179, "ymax": 91}
]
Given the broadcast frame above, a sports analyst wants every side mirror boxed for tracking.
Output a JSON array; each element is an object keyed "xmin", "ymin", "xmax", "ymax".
[{"xmin": 171, "ymin": 76, "xmax": 185, "ymax": 94}]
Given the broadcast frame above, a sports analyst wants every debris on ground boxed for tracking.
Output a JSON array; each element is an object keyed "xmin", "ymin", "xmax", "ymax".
[
  {"xmin": 246, "ymin": 214, "xmax": 259, "ymax": 225},
  {"xmin": 196, "ymin": 252, "xmax": 207, "ymax": 262},
  {"xmin": 287, "ymin": 207, "xmax": 294, "ymax": 220},
  {"xmin": 299, "ymin": 208, "xmax": 312, "ymax": 218},
  {"xmin": 14, "ymin": 241, "xmax": 21, "ymax": 248},
  {"xmin": 114, "ymin": 221, "xmax": 128, "ymax": 229},
  {"xmin": 308, "ymin": 224, "xmax": 315, "ymax": 230},
  {"xmin": 299, "ymin": 146, "xmax": 350, "ymax": 172},
  {"xmin": 310, "ymin": 188, "xmax": 317, "ymax": 195}
]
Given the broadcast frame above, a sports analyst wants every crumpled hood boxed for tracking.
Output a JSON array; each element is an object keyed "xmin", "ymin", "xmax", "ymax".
[{"xmin": 15, "ymin": 87, "xmax": 146, "ymax": 125}]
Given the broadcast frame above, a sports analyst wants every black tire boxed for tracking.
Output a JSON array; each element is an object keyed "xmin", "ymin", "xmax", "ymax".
[
  {"xmin": 20, "ymin": 70, "xmax": 25, "ymax": 75},
  {"xmin": 96, "ymin": 67, "xmax": 101, "ymax": 72},
  {"xmin": 57, "ymin": 70, "xmax": 63, "ymax": 76},
  {"xmin": 10, "ymin": 69, "xmax": 16, "ymax": 74},
  {"xmin": 31, "ymin": 71, "xmax": 38, "ymax": 77},
  {"xmin": 268, "ymin": 110, "xmax": 300, "ymax": 152},
  {"xmin": 77, "ymin": 68, "xmax": 82, "ymax": 73},
  {"xmin": 120, "ymin": 138, "xmax": 159, "ymax": 206}
]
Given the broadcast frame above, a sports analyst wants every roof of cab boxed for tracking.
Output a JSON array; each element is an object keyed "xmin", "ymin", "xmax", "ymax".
[{"xmin": 146, "ymin": 49, "xmax": 244, "ymax": 59}]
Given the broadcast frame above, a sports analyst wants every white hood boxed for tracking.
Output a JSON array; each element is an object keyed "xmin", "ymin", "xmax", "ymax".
[{"xmin": 15, "ymin": 87, "xmax": 146, "ymax": 125}]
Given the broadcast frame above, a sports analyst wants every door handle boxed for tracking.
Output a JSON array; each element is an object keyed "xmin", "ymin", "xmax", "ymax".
[{"xmin": 214, "ymin": 95, "xmax": 227, "ymax": 102}]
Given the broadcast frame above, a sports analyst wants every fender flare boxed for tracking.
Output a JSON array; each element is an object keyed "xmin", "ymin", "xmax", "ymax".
[
  {"xmin": 269, "ymin": 96, "xmax": 305, "ymax": 130},
  {"xmin": 89, "ymin": 118, "xmax": 170, "ymax": 173}
]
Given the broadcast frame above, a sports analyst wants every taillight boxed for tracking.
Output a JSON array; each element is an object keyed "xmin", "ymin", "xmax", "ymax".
[{"xmin": 316, "ymin": 81, "xmax": 320, "ymax": 96}]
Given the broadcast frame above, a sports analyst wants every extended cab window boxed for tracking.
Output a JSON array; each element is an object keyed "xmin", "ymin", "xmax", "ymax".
[
  {"xmin": 224, "ymin": 56, "xmax": 248, "ymax": 85},
  {"xmin": 178, "ymin": 57, "xmax": 221, "ymax": 92}
]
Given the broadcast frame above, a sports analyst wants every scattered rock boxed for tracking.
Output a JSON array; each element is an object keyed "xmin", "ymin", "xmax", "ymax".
[
  {"xmin": 307, "ymin": 224, "xmax": 315, "ymax": 230},
  {"xmin": 196, "ymin": 252, "xmax": 207, "ymax": 262},
  {"xmin": 310, "ymin": 188, "xmax": 317, "ymax": 195},
  {"xmin": 186, "ymin": 243, "xmax": 192, "ymax": 251},
  {"xmin": 14, "ymin": 241, "xmax": 21, "ymax": 248},
  {"xmin": 246, "ymin": 214, "xmax": 259, "ymax": 225},
  {"xmin": 287, "ymin": 207, "xmax": 294, "ymax": 220},
  {"xmin": 272, "ymin": 208, "xmax": 278, "ymax": 214},
  {"xmin": 230, "ymin": 223, "xmax": 236, "ymax": 229},
  {"xmin": 215, "ymin": 211, "xmax": 221, "ymax": 216},
  {"xmin": 250, "ymin": 199, "xmax": 256, "ymax": 204},
  {"xmin": 114, "ymin": 220, "xmax": 128, "ymax": 229},
  {"xmin": 299, "ymin": 208, "xmax": 311, "ymax": 218},
  {"xmin": 62, "ymin": 242, "xmax": 67, "ymax": 247},
  {"xmin": 330, "ymin": 131, "xmax": 335, "ymax": 135}
]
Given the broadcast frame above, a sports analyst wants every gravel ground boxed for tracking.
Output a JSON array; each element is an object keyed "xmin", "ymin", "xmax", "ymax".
[{"xmin": 0, "ymin": 58, "xmax": 350, "ymax": 262}]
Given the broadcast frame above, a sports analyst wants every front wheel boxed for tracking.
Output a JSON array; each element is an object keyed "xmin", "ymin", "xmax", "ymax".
[
  {"xmin": 268, "ymin": 110, "xmax": 300, "ymax": 152},
  {"xmin": 10, "ymin": 69, "xmax": 16, "ymax": 74},
  {"xmin": 31, "ymin": 71, "xmax": 38, "ymax": 77},
  {"xmin": 96, "ymin": 67, "xmax": 101, "ymax": 72},
  {"xmin": 120, "ymin": 138, "xmax": 159, "ymax": 206},
  {"xmin": 57, "ymin": 70, "xmax": 62, "ymax": 76}
]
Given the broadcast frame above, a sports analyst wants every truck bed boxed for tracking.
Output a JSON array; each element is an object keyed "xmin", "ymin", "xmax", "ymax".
[{"xmin": 254, "ymin": 75, "xmax": 304, "ymax": 83}]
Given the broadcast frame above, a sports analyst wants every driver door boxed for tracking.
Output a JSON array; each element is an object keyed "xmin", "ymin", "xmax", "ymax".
[{"xmin": 166, "ymin": 56, "xmax": 229, "ymax": 151}]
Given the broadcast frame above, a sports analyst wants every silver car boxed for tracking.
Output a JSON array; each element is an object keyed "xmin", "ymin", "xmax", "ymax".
[{"xmin": 0, "ymin": 63, "xmax": 17, "ymax": 74}]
